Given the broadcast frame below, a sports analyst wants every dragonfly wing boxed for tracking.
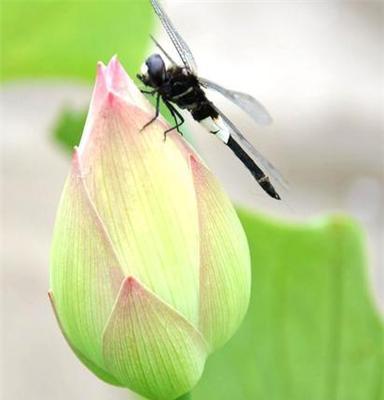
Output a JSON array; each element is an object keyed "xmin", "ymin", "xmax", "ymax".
[
  {"xmin": 150, "ymin": 35, "xmax": 178, "ymax": 65},
  {"xmin": 150, "ymin": 0, "xmax": 198, "ymax": 73},
  {"xmin": 200, "ymin": 77, "xmax": 273, "ymax": 126},
  {"xmin": 215, "ymin": 106, "xmax": 288, "ymax": 190}
]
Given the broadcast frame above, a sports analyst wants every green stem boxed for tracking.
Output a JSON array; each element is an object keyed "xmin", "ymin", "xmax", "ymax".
[
  {"xmin": 176, "ymin": 393, "xmax": 192, "ymax": 400},
  {"xmin": 136, "ymin": 392, "xmax": 191, "ymax": 400}
]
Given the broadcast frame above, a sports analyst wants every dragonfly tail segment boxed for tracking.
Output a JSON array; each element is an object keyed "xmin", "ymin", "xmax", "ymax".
[
  {"xmin": 198, "ymin": 115, "xmax": 281, "ymax": 200},
  {"xmin": 226, "ymin": 135, "xmax": 281, "ymax": 200}
]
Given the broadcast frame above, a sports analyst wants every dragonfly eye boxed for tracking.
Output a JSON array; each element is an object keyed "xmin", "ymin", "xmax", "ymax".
[{"xmin": 145, "ymin": 54, "xmax": 166, "ymax": 87}]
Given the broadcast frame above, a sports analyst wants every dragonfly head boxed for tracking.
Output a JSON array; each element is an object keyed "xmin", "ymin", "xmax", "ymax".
[{"xmin": 137, "ymin": 54, "xmax": 167, "ymax": 88}]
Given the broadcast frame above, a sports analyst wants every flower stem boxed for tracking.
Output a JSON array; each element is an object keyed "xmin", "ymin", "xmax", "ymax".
[{"xmin": 176, "ymin": 393, "xmax": 192, "ymax": 400}]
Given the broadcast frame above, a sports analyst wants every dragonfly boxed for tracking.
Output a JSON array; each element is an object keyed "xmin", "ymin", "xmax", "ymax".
[{"xmin": 137, "ymin": 0, "xmax": 285, "ymax": 200}]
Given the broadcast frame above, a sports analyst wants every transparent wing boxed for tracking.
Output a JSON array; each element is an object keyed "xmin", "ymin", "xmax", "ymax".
[
  {"xmin": 215, "ymin": 106, "xmax": 288, "ymax": 190},
  {"xmin": 150, "ymin": 35, "xmax": 177, "ymax": 65},
  {"xmin": 200, "ymin": 77, "xmax": 273, "ymax": 126},
  {"xmin": 150, "ymin": 0, "xmax": 198, "ymax": 73}
]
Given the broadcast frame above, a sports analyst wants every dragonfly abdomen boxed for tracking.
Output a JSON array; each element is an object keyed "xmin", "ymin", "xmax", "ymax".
[
  {"xmin": 226, "ymin": 136, "xmax": 281, "ymax": 200},
  {"xmin": 199, "ymin": 116, "xmax": 231, "ymax": 144},
  {"xmin": 198, "ymin": 116, "xmax": 280, "ymax": 199}
]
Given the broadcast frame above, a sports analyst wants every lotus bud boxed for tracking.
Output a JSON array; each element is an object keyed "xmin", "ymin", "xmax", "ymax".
[{"xmin": 49, "ymin": 56, "xmax": 251, "ymax": 400}]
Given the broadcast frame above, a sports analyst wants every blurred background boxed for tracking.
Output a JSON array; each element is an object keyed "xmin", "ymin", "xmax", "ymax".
[{"xmin": 1, "ymin": 1, "xmax": 383, "ymax": 399}]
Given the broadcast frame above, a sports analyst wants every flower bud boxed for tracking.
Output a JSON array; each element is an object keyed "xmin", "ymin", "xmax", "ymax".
[{"xmin": 49, "ymin": 56, "xmax": 250, "ymax": 400}]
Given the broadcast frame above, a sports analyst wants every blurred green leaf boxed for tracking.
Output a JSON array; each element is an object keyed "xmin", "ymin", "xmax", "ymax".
[
  {"xmin": 194, "ymin": 210, "xmax": 384, "ymax": 400},
  {"xmin": 1, "ymin": 0, "xmax": 154, "ymax": 81},
  {"xmin": 52, "ymin": 108, "xmax": 87, "ymax": 151}
]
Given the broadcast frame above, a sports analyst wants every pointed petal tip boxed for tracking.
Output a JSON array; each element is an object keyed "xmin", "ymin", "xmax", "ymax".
[
  {"xmin": 124, "ymin": 276, "xmax": 139, "ymax": 290},
  {"xmin": 71, "ymin": 147, "xmax": 80, "ymax": 162},
  {"xmin": 188, "ymin": 150, "xmax": 208, "ymax": 170},
  {"xmin": 96, "ymin": 62, "xmax": 107, "ymax": 83},
  {"xmin": 107, "ymin": 90, "xmax": 116, "ymax": 105},
  {"xmin": 188, "ymin": 153, "xmax": 209, "ymax": 186},
  {"xmin": 87, "ymin": 62, "xmax": 108, "ymax": 114},
  {"xmin": 108, "ymin": 54, "xmax": 119, "ymax": 67},
  {"xmin": 81, "ymin": 57, "xmax": 163, "ymax": 155},
  {"xmin": 119, "ymin": 277, "xmax": 146, "ymax": 298},
  {"xmin": 105, "ymin": 89, "xmax": 124, "ymax": 109},
  {"xmin": 107, "ymin": 55, "xmax": 126, "ymax": 83},
  {"xmin": 97, "ymin": 61, "xmax": 106, "ymax": 70},
  {"xmin": 70, "ymin": 148, "xmax": 83, "ymax": 176},
  {"xmin": 107, "ymin": 56, "xmax": 157, "ymax": 114},
  {"xmin": 189, "ymin": 153, "xmax": 199, "ymax": 169},
  {"xmin": 106, "ymin": 56, "xmax": 133, "ymax": 99}
]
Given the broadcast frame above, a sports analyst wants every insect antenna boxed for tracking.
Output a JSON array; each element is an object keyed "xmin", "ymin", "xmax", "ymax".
[{"xmin": 150, "ymin": 35, "xmax": 177, "ymax": 65}]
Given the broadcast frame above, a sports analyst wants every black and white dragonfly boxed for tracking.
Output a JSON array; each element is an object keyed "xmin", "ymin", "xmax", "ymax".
[{"xmin": 137, "ymin": 0, "xmax": 284, "ymax": 200}]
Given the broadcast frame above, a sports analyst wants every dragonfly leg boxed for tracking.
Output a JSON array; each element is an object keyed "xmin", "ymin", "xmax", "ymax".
[
  {"xmin": 140, "ymin": 93, "xmax": 161, "ymax": 132},
  {"xmin": 163, "ymin": 100, "xmax": 185, "ymax": 141},
  {"xmin": 140, "ymin": 89, "xmax": 157, "ymax": 95}
]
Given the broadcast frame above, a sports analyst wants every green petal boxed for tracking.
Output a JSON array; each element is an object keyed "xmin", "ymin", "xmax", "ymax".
[
  {"xmin": 190, "ymin": 155, "xmax": 251, "ymax": 350},
  {"xmin": 48, "ymin": 292, "xmax": 122, "ymax": 387},
  {"xmin": 102, "ymin": 277, "xmax": 208, "ymax": 400},
  {"xmin": 79, "ymin": 92, "xmax": 200, "ymax": 325},
  {"xmin": 50, "ymin": 150, "xmax": 124, "ymax": 370}
]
